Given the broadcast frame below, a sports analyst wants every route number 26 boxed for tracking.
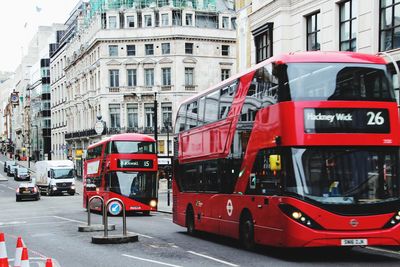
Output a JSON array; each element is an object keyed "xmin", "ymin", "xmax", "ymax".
[{"xmin": 367, "ymin": 111, "xmax": 385, "ymax": 125}]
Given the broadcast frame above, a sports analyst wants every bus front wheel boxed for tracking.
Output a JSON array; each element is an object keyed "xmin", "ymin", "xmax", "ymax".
[
  {"xmin": 186, "ymin": 206, "xmax": 196, "ymax": 235},
  {"xmin": 240, "ymin": 214, "xmax": 255, "ymax": 250}
]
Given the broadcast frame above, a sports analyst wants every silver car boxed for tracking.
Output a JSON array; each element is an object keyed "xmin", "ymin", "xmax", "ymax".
[
  {"xmin": 3, "ymin": 160, "xmax": 16, "ymax": 173},
  {"xmin": 14, "ymin": 167, "xmax": 30, "ymax": 181},
  {"xmin": 7, "ymin": 164, "xmax": 18, "ymax": 177}
]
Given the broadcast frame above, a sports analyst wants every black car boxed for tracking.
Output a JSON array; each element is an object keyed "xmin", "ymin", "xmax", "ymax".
[
  {"xmin": 14, "ymin": 167, "xmax": 30, "ymax": 181},
  {"xmin": 16, "ymin": 183, "xmax": 40, "ymax": 201}
]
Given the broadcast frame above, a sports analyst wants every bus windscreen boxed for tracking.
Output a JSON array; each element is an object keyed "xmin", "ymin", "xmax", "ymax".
[
  {"xmin": 286, "ymin": 63, "xmax": 395, "ymax": 101},
  {"xmin": 110, "ymin": 141, "xmax": 155, "ymax": 154}
]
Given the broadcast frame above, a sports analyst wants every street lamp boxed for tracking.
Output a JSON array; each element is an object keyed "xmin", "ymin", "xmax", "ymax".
[
  {"xmin": 31, "ymin": 124, "xmax": 39, "ymax": 161},
  {"xmin": 164, "ymin": 119, "xmax": 172, "ymax": 206},
  {"xmin": 164, "ymin": 119, "xmax": 171, "ymax": 157}
]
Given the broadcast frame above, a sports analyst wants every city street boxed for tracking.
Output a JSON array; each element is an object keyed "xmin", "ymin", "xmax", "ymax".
[{"xmin": 0, "ymin": 157, "xmax": 399, "ymax": 266}]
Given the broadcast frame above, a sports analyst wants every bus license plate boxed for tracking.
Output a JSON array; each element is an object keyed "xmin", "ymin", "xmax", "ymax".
[{"xmin": 341, "ymin": 239, "xmax": 368, "ymax": 246}]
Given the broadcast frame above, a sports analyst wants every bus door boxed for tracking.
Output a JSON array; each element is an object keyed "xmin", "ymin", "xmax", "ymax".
[{"xmin": 246, "ymin": 148, "xmax": 284, "ymax": 244}]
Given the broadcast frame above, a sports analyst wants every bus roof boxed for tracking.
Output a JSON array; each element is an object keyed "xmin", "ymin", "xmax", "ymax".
[
  {"xmin": 179, "ymin": 51, "xmax": 388, "ymax": 106},
  {"xmin": 88, "ymin": 133, "xmax": 155, "ymax": 149},
  {"xmin": 274, "ymin": 51, "xmax": 387, "ymax": 64}
]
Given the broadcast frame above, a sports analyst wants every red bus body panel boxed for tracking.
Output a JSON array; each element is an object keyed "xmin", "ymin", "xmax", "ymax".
[
  {"xmin": 83, "ymin": 133, "xmax": 158, "ymax": 212},
  {"xmin": 173, "ymin": 52, "xmax": 400, "ymax": 248}
]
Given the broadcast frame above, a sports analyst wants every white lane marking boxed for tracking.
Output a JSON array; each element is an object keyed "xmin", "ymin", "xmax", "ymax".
[
  {"xmin": 7, "ymin": 187, "xmax": 15, "ymax": 190},
  {"xmin": 187, "ymin": 251, "xmax": 239, "ymax": 267},
  {"xmin": 0, "ymin": 221, "xmax": 70, "ymax": 228},
  {"xmin": 163, "ymin": 218, "xmax": 172, "ymax": 221},
  {"xmin": 128, "ymin": 231, "xmax": 153, "ymax": 239},
  {"xmin": 53, "ymin": 216, "xmax": 154, "ymax": 239},
  {"xmin": 0, "ymin": 215, "xmax": 54, "ymax": 220},
  {"xmin": 53, "ymin": 215, "xmax": 86, "ymax": 224},
  {"xmin": 366, "ymin": 246, "xmax": 400, "ymax": 255},
  {"xmin": 0, "ymin": 221, "xmax": 27, "ymax": 226},
  {"xmin": 0, "ymin": 184, "xmax": 6, "ymax": 187},
  {"xmin": 122, "ymin": 254, "xmax": 182, "ymax": 267}
]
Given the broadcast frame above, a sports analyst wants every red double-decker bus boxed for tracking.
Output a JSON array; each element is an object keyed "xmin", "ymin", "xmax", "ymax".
[
  {"xmin": 173, "ymin": 51, "xmax": 400, "ymax": 249},
  {"xmin": 83, "ymin": 133, "xmax": 158, "ymax": 214}
]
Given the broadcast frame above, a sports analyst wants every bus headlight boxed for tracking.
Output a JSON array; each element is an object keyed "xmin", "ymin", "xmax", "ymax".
[
  {"xmin": 383, "ymin": 210, "xmax": 400, "ymax": 229},
  {"xmin": 292, "ymin": 211, "xmax": 302, "ymax": 220},
  {"xmin": 279, "ymin": 204, "xmax": 324, "ymax": 230},
  {"xmin": 149, "ymin": 200, "xmax": 157, "ymax": 208}
]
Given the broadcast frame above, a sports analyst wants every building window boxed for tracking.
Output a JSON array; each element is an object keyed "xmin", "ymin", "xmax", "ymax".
[
  {"xmin": 162, "ymin": 103, "xmax": 172, "ymax": 126},
  {"xmin": 161, "ymin": 13, "xmax": 169, "ymax": 26},
  {"xmin": 185, "ymin": 43, "xmax": 193, "ymax": 54},
  {"xmin": 186, "ymin": 14, "xmax": 193, "ymax": 26},
  {"xmin": 144, "ymin": 15, "xmax": 152, "ymax": 27},
  {"xmin": 127, "ymin": 16, "xmax": 135, "ymax": 27},
  {"xmin": 162, "ymin": 43, "xmax": 170, "ymax": 54},
  {"xmin": 109, "ymin": 16, "xmax": 117, "ymax": 29},
  {"xmin": 145, "ymin": 104, "xmax": 154, "ymax": 127},
  {"xmin": 222, "ymin": 16, "xmax": 229, "ymax": 29},
  {"xmin": 380, "ymin": 0, "xmax": 400, "ymax": 51},
  {"xmin": 221, "ymin": 45, "xmax": 229, "ymax": 56},
  {"xmin": 173, "ymin": 10, "xmax": 182, "ymax": 26},
  {"xmin": 109, "ymin": 45, "xmax": 118, "ymax": 56},
  {"xmin": 109, "ymin": 70, "xmax": 119, "ymax": 87},
  {"xmin": 145, "ymin": 68, "xmax": 154, "ymax": 86},
  {"xmin": 306, "ymin": 12, "xmax": 320, "ymax": 51},
  {"xmin": 221, "ymin": 69, "xmax": 231, "ymax": 81},
  {"xmin": 127, "ymin": 103, "xmax": 138, "ymax": 128},
  {"xmin": 162, "ymin": 68, "xmax": 171, "ymax": 86},
  {"xmin": 145, "ymin": 44, "xmax": 154, "ymax": 55},
  {"xmin": 339, "ymin": 0, "xmax": 357, "ymax": 51},
  {"xmin": 127, "ymin": 45, "xmax": 136, "ymax": 56},
  {"xmin": 109, "ymin": 104, "xmax": 121, "ymax": 128},
  {"xmin": 253, "ymin": 23, "xmax": 273, "ymax": 63},
  {"xmin": 127, "ymin": 69, "xmax": 137, "ymax": 87},
  {"xmin": 185, "ymin": 67, "xmax": 194, "ymax": 85}
]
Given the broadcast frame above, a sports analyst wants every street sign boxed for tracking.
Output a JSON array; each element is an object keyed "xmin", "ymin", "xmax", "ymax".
[{"xmin": 108, "ymin": 201, "xmax": 122, "ymax": 215}]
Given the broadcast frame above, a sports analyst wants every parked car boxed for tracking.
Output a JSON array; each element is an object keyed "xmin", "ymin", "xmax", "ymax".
[
  {"xmin": 16, "ymin": 183, "xmax": 40, "ymax": 201},
  {"xmin": 14, "ymin": 167, "xmax": 30, "ymax": 181},
  {"xmin": 7, "ymin": 164, "xmax": 18, "ymax": 177},
  {"xmin": 3, "ymin": 160, "xmax": 16, "ymax": 173}
]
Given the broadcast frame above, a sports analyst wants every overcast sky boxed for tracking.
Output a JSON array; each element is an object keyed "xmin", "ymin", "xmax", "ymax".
[{"xmin": 0, "ymin": 0, "xmax": 80, "ymax": 72}]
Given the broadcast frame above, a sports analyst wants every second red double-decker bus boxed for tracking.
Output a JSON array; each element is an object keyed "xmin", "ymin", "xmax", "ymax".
[
  {"xmin": 83, "ymin": 133, "xmax": 158, "ymax": 214},
  {"xmin": 173, "ymin": 51, "xmax": 400, "ymax": 249}
]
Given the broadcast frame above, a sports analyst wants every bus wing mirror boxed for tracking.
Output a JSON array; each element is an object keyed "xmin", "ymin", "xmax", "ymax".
[{"xmin": 269, "ymin": 155, "xmax": 281, "ymax": 171}]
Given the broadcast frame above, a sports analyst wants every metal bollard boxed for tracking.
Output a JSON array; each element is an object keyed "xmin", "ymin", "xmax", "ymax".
[
  {"xmin": 88, "ymin": 195, "xmax": 104, "ymax": 226},
  {"xmin": 78, "ymin": 195, "xmax": 115, "ymax": 232},
  {"xmin": 104, "ymin": 198, "xmax": 127, "ymax": 237},
  {"xmin": 91, "ymin": 197, "xmax": 138, "ymax": 244}
]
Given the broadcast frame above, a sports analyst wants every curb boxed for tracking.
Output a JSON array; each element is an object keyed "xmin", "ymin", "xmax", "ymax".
[{"xmin": 157, "ymin": 210, "xmax": 172, "ymax": 214}]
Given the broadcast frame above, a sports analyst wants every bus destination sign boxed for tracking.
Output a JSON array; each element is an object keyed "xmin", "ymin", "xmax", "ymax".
[
  {"xmin": 117, "ymin": 159, "xmax": 153, "ymax": 169},
  {"xmin": 304, "ymin": 108, "xmax": 390, "ymax": 133}
]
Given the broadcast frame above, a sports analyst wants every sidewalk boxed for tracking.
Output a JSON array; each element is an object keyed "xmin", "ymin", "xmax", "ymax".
[
  {"xmin": 16, "ymin": 159, "xmax": 36, "ymax": 173},
  {"xmin": 15, "ymin": 159, "xmax": 172, "ymax": 213}
]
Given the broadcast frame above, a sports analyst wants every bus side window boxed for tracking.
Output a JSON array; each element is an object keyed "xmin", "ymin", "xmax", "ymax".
[
  {"xmin": 175, "ymin": 105, "xmax": 187, "ymax": 134},
  {"xmin": 248, "ymin": 149, "xmax": 282, "ymax": 195}
]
